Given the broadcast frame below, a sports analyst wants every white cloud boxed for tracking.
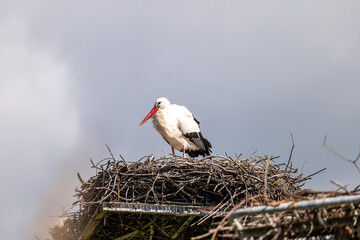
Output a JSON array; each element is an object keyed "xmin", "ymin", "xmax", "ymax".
[{"xmin": 0, "ymin": 8, "xmax": 80, "ymax": 240}]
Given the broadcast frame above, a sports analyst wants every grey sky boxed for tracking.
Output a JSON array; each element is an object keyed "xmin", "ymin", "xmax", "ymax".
[{"xmin": 0, "ymin": 1, "xmax": 359, "ymax": 239}]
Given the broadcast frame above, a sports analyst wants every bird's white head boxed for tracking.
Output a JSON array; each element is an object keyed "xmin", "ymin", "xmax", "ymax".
[
  {"xmin": 154, "ymin": 97, "xmax": 170, "ymax": 109},
  {"xmin": 139, "ymin": 97, "xmax": 170, "ymax": 126}
]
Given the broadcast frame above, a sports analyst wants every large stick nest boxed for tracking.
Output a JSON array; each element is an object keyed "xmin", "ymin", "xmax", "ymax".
[{"xmin": 50, "ymin": 152, "xmax": 321, "ymax": 240}]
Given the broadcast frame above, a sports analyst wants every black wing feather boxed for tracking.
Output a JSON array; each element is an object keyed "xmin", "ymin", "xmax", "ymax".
[
  {"xmin": 184, "ymin": 132, "xmax": 205, "ymax": 151},
  {"xmin": 178, "ymin": 114, "xmax": 212, "ymax": 157},
  {"xmin": 184, "ymin": 132, "xmax": 212, "ymax": 157},
  {"xmin": 193, "ymin": 116, "xmax": 200, "ymax": 125}
]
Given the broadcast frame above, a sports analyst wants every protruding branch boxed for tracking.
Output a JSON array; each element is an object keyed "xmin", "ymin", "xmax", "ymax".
[
  {"xmin": 285, "ymin": 133, "xmax": 295, "ymax": 171},
  {"xmin": 323, "ymin": 135, "xmax": 360, "ymax": 173}
]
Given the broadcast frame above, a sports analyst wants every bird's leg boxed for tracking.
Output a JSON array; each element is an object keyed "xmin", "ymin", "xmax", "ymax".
[
  {"xmin": 182, "ymin": 146, "xmax": 186, "ymax": 158},
  {"xmin": 172, "ymin": 147, "xmax": 175, "ymax": 155}
]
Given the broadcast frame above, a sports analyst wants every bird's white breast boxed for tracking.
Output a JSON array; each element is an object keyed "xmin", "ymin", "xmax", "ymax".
[{"xmin": 152, "ymin": 105, "xmax": 199, "ymax": 151}]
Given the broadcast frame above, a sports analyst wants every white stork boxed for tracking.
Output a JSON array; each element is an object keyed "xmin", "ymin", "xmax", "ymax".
[{"xmin": 139, "ymin": 97, "xmax": 212, "ymax": 157}]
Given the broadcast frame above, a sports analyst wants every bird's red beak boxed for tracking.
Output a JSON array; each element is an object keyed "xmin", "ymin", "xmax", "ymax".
[{"xmin": 139, "ymin": 106, "xmax": 158, "ymax": 126}]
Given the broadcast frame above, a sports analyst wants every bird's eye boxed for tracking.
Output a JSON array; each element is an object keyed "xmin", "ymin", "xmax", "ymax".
[{"xmin": 157, "ymin": 102, "xmax": 161, "ymax": 106}]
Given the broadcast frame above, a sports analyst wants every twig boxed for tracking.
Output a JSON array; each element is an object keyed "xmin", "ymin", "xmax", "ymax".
[
  {"xmin": 119, "ymin": 154, "xmax": 129, "ymax": 169},
  {"xmin": 330, "ymin": 180, "xmax": 352, "ymax": 195},
  {"xmin": 323, "ymin": 135, "xmax": 360, "ymax": 173},
  {"xmin": 264, "ymin": 158, "xmax": 270, "ymax": 203},
  {"xmin": 106, "ymin": 144, "xmax": 116, "ymax": 161},
  {"xmin": 77, "ymin": 172, "xmax": 85, "ymax": 184},
  {"xmin": 295, "ymin": 168, "xmax": 327, "ymax": 183},
  {"xmin": 285, "ymin": 133, "xmax": 295, "ymax": 171}
]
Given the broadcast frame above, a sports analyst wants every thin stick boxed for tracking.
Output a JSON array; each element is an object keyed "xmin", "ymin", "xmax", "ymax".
[
  {"xmin": 323, "ymin": 135, "xmax": 360, "ymax": 173},
  {"xmin": 106, "ymin": 144, "xmax": 116, "ymax": 161},
  {"xmin": 330, "ymin": 180, "xmax": 352, "ymax": 195},
  {"xmin": 264, "ymin": 158, "xmax": 270, "ymax": 204},
  {"xmin": 285, "ymin": 133, "xmax": 295, "ymax": 171},
  {"xmin": 119, "ymin": 154, "xmax": 129, "ymax": 169}
]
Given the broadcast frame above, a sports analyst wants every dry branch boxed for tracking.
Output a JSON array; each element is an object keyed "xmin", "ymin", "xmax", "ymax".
[{"xmin": 323, "ymin": 135, "xmax": 360, "ymax": 173}]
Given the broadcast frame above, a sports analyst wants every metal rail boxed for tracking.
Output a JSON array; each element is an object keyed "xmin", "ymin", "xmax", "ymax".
[
  {"xmin": 228, "ymin": 194, "xmax": 360, "ymax": 223},
  {"xmin": 102, "ymin": 202, "xmax": 216, "ymax": 216}
]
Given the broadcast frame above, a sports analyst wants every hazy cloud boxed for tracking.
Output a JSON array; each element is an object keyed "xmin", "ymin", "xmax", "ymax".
[{"xmin": 0, "ymin": 5, "xmax": 80, "ymax": 239}]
